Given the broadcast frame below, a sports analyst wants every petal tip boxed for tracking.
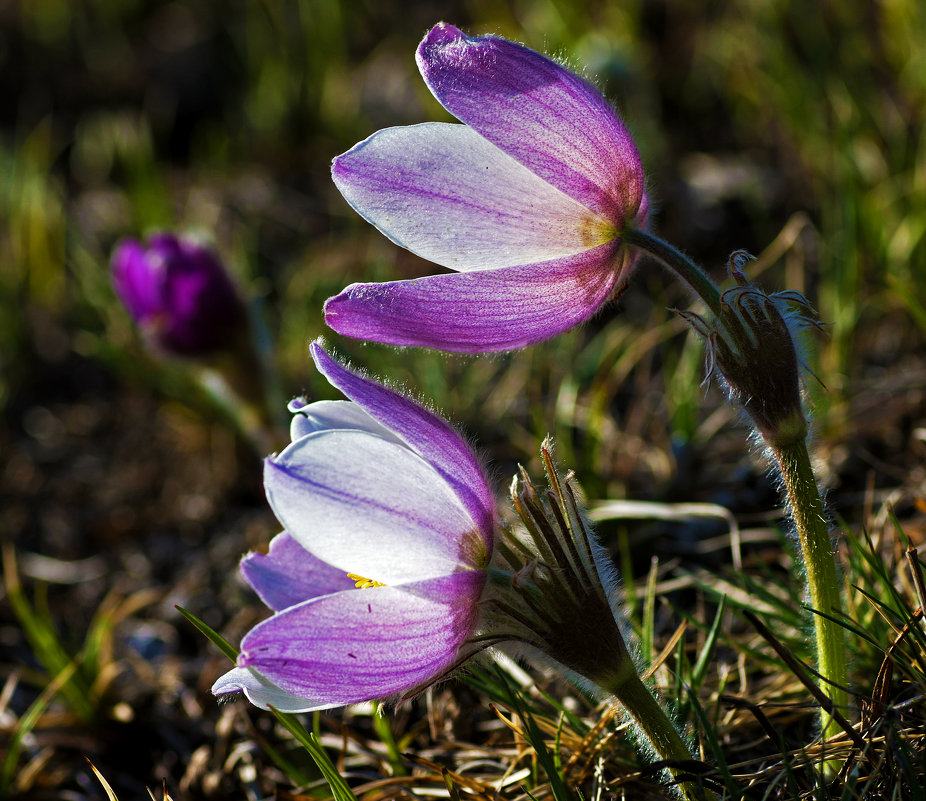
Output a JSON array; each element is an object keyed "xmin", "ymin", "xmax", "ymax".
[
  {"xmin": 421, "ymin": 22, "xmax": 464, "ymax": 48},
  {"xmin": 323, "ymin": 290, "xmax": 362, "ymax": 335},
  {"xmin": 322, "ymin": 294, "xmax": 338, "ymax": 317},
  {"xmin": 309, "ymin": 338, "xmax": 337, "ymax": 375},
  {"xmin": 211, "ymin": 665, "xmax": 248, "ymax": 697},
  {"xmin": 330, "ymin": 152, "xmax": 349, "ymax": 179},
  {"xmin": 417, "ymin": 23, "xmax": 468, "ymax": 72},
  {"xmin": 308, "ymin": 337, "xmax": 325, "ymax": 359}
]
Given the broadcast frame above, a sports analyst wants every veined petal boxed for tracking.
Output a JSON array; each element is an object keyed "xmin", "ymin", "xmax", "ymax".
[
  {"xmin": 241, "ymin": 531, "xmax": 357, "ymax": 612},
  {"xmin": 287, "ymin": 398, "xmax": 402, "ymax": 445},
  {"xmin": 212, "ymin": 666, "xmax": 342, "ymax": 713},
  {"xmin": 237, "ymin": 573, "xmax": 483, "ymax": 705},
  {"xmin": 310, "ymin": 343, "xmax": 495, "ymax": 543},
  {"xmin": 417, "ymin": 23, "xmax": 645, "ymax": 225},
  {"xmin": 324, "ymin": 241, "xmax": 622, "ymax": 352},
  {"xmin": 332, "ymin": 123, "xmax": 616, "ymax": 271},
  {"xmin": 264, "ymin": 429, "xmax": 483, "ymax": 582}
]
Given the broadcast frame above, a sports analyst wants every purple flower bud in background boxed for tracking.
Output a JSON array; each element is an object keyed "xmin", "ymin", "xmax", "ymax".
[
  {"xmin": 111, "ymin": 233, "xmax": 245, "ymax": 357},
  {"xmin": 326, "ymin": 22, "xmax": 648, "ymax": 352},
  {"xmin": 213, "ymin": 342, "xmax": 494, "ymax": 711}
]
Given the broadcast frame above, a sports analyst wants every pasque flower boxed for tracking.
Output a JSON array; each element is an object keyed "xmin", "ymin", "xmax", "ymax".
[
  {"xmin": 212, "ymin": 342, "xmax": 494, "ymax": 711},
  {"xmin": 326, "ymin": 22, "xmax": 647, "ymax": 352},
  {"xmin": 211, "ymin": 351, "xmax": 708, "ymax": 795},
  {"xmin": 111, "ymin": 233, "xmax": 244, "ymax": 357}
]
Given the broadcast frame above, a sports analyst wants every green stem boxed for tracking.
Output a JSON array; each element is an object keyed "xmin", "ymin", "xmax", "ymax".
[
  {"xmin": 623, "ymin": 229, "xmax": 723, "ymax": 318},
  {"xmin": 607, "ymin": 673, "xmax": 716, "ymax": 801},
  {"xmin": 626, "ymin": 226, "xmax": 848, "ymax": 763},
  {"xmin": 771, "ymin": 437, "xmax": 848, "ymax": 745}
]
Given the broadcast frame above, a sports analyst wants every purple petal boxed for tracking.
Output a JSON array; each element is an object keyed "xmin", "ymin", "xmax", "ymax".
[
  {"xmin": 264, "ymin": 429, "xmax": 485, "ymax": 583},
  {"xmin": 212, "ymin": 666, "xmax": 342, "ymax": 713},
  {"xmin": 324, "ymin": 241, "xmax": 624, "ymax": 352},
  {"xmin": 332, "ymin": 123, "xmax": 615, "ymax": 271},
  {"xmin": 310, "ymin": 343, "xmax": 495, "ymax": 545},
  {"xmin": 111, "ymin": 239, "xmax": 163, "ymax": 320},
  {"xmin": 241, "ymin": 531, "xmax": 357, "ymax": 612},
  {"xmin": 416, "ymin": 23, "xmax": 645, "ymax": 225},
  {"xmin": 237, "ymin": 572, "xmax": 483, "ymax": 705}
]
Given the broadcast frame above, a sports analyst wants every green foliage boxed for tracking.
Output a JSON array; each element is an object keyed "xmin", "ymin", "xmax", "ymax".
[
  {"xmin": 464, "ymin": 664, "xmax": 578, "ymax": 801},
  {"xmin": 178, "ymin": 604, "xmax": 358, "ymax": 800}
]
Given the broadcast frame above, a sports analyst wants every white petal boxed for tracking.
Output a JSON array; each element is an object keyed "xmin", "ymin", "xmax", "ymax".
[
  {"xmin": 264, "ymin": 430, "xmax": 479, "ymax": 583},
  {"xmin": 212, "ymin": 666, "xmax": 341, "ymax": 712},
  {"xmin": 288, "ymin": 399, "xmax": 404, "ymax": 445},
  {"xmin": 332, "ymin": 123, "xmax": 616, "ymax": 271}
]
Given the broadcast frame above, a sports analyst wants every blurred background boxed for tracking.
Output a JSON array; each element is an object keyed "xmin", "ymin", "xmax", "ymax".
[{"xmin": 2, "ymin": 0, "xmax": 925, "ymax": 796}]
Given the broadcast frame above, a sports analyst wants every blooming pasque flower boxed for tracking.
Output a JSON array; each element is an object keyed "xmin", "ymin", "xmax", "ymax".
[
  {"xmin": 111, "ymin": 233, "xmax": 244, "ymax": 357},
  {"xmin": 212, "ymin": 342, "xmax": 494, "ymax": 711},
  {"xmin": 325, "ymin": 22, "xmax": 648, "ymax": 352}
]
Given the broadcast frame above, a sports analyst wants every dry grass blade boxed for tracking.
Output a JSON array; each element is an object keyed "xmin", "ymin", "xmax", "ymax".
[
  {"xmin": 643, "ymin": 620, "xmax": 688, "ymax": 681},
  {"xmin": 864, "ymin": 608, "xmax": 924, "ymax": 729},
  {"xmin": 905, "ymin": 546, "xmax": 926, "ymax": 614},
  {"xmin": 86, "ymin": 759, "xmax": 119, "ymax": 801},
  {"xmin": 742, "ymin": 610, "xmax": 870, "ymax": 758}
]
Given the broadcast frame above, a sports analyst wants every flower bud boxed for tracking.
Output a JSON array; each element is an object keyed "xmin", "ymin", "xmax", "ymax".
[
  {"xmin": 681, "ymin": 252, "xmax": 819, "ymax": 448},
  {"xmin": 484, "ymin": 441, "xmax": 636, "ymax": 693},
  {"xmin": 111, "ymin": 233, "xmax": 245, "ymax": 357}
]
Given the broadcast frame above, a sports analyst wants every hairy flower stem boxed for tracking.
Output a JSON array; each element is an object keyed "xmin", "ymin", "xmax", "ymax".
[
  {"xmin": 772, "ymin": 437, "xmax": 847, "ymax": 745},
  {"xmin": 623, "ymin": 228, "xmax": 723, "ymax": 318},
  {"xmin": 606, "ymin": 673, "xmax": 715, "ymax": 801},
  {"xmin": 626, "ymin": 229, "xmax": 849, "ymax": 750}
]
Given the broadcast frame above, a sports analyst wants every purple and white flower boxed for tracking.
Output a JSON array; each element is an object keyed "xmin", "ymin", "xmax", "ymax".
[
  {"xmin": 325, "ymin": 22, "xmax": 648, "ymax": 352},
  {"xmin": 111, "ymin": 233, "xmax": 244, "ymax": 357},
  {"xmin": 212, "ymin": 342, "xmax": 494, "ymax": 711}
]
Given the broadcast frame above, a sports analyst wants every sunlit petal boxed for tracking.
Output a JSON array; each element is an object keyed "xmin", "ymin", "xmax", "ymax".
[
  {"xmin": 325, "ymin": 242, "xmax": 621, "ymax": 352},
  {"xmin": 332, "ymin": 123, "xmax": 615, "ymax": 271},
  {"xmin": 310, "ymin": 344, "xmax": 495, "ymax": 540},
  {"xmin": 264, "ymin": 430, "xmax": 481, "ymax": 583},
  {"xmin": 237, "ymin": 573, "xmax": 483, "ymax": 705},
  {"xmin": 417, "ymin": 23, "xmax": 644, "ymax": 224}
]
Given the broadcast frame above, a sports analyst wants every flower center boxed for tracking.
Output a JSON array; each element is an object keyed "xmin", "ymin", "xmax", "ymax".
[
  {"xmin": 346, "ymin": 572, "xmax": 386, "ymax": 589},
  {"xmin": 578, "ymin": 213, "xmax": 620, "ymax": 248}
]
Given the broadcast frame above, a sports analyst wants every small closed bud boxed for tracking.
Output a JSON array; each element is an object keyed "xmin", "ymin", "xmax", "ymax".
[
  {"xmin": 485, "ymin": 441, "xmax": 636, "ymax": 693},
  {"xmin": 688, "ymin": 253, "xmax": 820, "ymax": 448},
  {"xmin": 111, "ymin": 233, "xmax": 245, "ymax": 358}
]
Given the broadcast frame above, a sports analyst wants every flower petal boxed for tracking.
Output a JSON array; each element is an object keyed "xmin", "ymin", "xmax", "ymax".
[
  {"xmin": 332, "ymin": 122, "xmax": 616, "ymax": 271},
  {"xmin": 324, "ymin": 242, "xmax": 623, "ymax": 352},
  {"xmin": 237, "ymin": 573, "xmax": 483, "ymax": 705},
  {"xmin": 287, "ymin": 398, "xmax": 402, "ymax": 445},
  {"xmin": 416, "ymin": 23, "xmax": 645, "ymax": 225},
  {"xmin": 264, "ymin": 429, "xmax": 482, "ymax": 582},
  {"xmin": 212, "ymin": 666, "xmax": 341, "ymax": 712},
  {"xmin": 111, "ymin": 239, "xmax": 162, "ymax": 319},
  {"xmin": 310, "ymin": 344, "xmax": 494, "ymax": 543},
  {"xmin": 241, "ymin": 531, "xmax": 357, "ymax": 612}
]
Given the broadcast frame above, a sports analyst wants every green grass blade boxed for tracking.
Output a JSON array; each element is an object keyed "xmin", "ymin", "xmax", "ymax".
[
  {"xmin": 0, "ymin": 661, "xmax": 80, "ymax": 794},
  {"xmin": 690, "ymin": 595, "xmax": 726, "ymax": 691},
  {"xmin": 175, "ymin": 605, "xmax": 239, "ymax": 662},
  {"xmin": 271, "ymin": 709, "xmax": 358, "ymax": 801},
  {"xmin": 685, "ymin": 688, "xmax": 742, "ymax": 799},
  {"xmin": 491, "ymin": 666, "xmax": 576, "ymax": 801}
]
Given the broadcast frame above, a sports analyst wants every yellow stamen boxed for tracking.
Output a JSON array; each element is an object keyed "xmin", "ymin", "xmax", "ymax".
[{"xmin": 346, "ymin": 572, "xmax": 386, "ymax": 589}]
